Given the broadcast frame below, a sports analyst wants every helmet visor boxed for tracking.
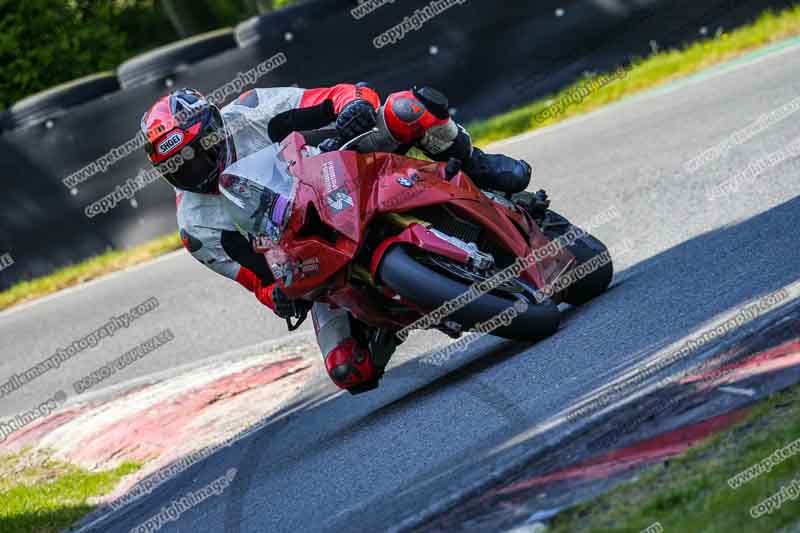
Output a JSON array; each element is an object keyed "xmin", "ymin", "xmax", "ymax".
[{"xmin": 158, "ymin": 140, "xmax": 225, "ymax": 192}]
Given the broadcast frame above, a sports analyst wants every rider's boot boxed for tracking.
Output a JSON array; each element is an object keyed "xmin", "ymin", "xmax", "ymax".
[
  {"xmin": 462, "ymin": 148, "xmax": 555, "ymax": 222},
  {"xmin": 462, "ymin": 147, "xmax": 532, "ymax": 195}
]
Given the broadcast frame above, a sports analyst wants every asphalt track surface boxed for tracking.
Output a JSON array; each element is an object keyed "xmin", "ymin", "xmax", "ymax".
[{"xmin": 3, "ymin": 39, "xmax": 800, "ymax": 532}]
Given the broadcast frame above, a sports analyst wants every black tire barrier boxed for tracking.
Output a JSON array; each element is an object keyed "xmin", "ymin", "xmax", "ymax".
[
  {"xmin": 3, "ymin": 72, "xmax": 120, "ymax": 131},
  {"xmin": 234, "ymin": 1, "xmax": 350, "ymax": 49},
  {"xmin": 117, "ymin": 28, "xmax": 237, "ymax": 90},
  {"xmin": 0, "ymin": 110, "xmax": 12, "ymax": 133}
]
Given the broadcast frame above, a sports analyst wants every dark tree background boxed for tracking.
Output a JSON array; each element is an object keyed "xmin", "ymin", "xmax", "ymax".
[{"xmin": 0, "ymin": 0, "xmax": 299, "ymax": 111}]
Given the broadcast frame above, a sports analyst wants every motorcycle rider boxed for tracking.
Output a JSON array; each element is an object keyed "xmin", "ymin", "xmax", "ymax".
[{"xmin": 141, "ymin": 84, "xmax": 534, "ymax": 394}]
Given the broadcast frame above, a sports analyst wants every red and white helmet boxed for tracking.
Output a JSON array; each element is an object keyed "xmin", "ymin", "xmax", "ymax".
[{"xmin": 141, "ymin": 88, "xmax": 229, "ymax": 193}]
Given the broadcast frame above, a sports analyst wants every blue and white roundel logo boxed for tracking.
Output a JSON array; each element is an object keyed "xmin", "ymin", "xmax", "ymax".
[{"xmin": 157, "ymin": 131, "xmax": 184, "ymax": 155}]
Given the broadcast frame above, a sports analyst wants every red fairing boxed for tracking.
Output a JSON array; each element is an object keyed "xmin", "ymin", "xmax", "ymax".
[
  {"xmin": 369, "ymin": 224, "xmax": 470, "ymax": 278},
  {"xmin": 300, "ymin": 84, "xmax": 380, "ymax": 113},
  {"xmin": 252, "ymin": 132, "xmax": 573, "ymax": 332}
]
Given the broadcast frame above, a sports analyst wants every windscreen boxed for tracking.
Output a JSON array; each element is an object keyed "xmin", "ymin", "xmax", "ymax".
[{"xmin": 218, "ymin": 143, "xmax": 296, "ymax": 244}]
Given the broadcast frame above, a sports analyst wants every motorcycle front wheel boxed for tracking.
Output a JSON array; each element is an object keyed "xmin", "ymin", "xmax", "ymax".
[{"xmin": 377, "ymin": 245, "xmax": 561, "ymax": 342}]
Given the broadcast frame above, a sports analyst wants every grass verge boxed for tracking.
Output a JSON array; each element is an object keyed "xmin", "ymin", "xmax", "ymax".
[
  {"xmin": 468, "ymin": 5, "xmax": 800, "ymax": 146},
  {"xmin": 3, "ymin": 6, "xmax": 800, "ymax": 311},
  {"xmin": 0, "ymin": 449, "xmax": 141, "ymax": 533},
  {"xmin": 548, "ymin": 384, "xmax": 800, "ymax": 532},
  {"xmin": 0, "ymin": 233, "xmax": 181, "ymax": 311}
]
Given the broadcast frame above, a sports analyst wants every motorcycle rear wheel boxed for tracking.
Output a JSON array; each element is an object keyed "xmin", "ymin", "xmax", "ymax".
[{"xmin": 541, "ymin": 210, "xmax": 613, "ymax": 306}]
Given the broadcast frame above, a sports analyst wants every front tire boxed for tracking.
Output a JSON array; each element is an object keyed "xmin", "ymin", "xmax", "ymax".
[{"xmin": 377, "ymin": 245, "xmax": 560, "ymax": 342}]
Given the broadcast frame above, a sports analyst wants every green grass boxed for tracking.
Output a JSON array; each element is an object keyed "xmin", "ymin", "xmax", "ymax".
[
  {"xmin": 468, "ymin": 5, "xmax": 800, "ymax": 146},
  {"xmin": 548, "ymin": 385, "xmax": 800, "ymax": 533},
  {"xmin": 0, "ymin": 449, "xmax": 141, "ymax": 533},
  {"xmin": 0, "ymin": 233, "xmax": 181, "ymax": 311},
  {"xmin": 4, "ymin": 5, "xmax": 800, "ymax": 311}
]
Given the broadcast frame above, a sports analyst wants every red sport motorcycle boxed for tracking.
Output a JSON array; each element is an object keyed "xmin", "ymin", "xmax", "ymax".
[{"xmin": 218, "ymin": 130, "xmax": 612, "ymax": 347}]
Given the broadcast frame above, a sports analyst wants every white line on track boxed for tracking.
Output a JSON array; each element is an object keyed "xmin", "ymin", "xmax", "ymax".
[{"xmin": 719, "ymin": 386, "xmax": 756, "ymax": 397}]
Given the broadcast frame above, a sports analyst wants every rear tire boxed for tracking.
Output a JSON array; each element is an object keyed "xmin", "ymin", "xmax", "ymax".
[
  {"xmin": 562, "ymin": 234, "xmax": 613, "ymax": 305},
  {"xmin": 377, "ymin": 245, "xmax": 560, "ymax": 342},
  {"xmin": 542, "ymin": 211, "xmax": 613, "ymax": 306}
]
